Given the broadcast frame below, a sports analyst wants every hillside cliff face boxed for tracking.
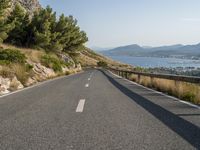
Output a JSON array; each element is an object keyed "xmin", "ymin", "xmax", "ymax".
[{"xmin": 11, "ymin": 0, "xmax": 41, "ymax": 16}]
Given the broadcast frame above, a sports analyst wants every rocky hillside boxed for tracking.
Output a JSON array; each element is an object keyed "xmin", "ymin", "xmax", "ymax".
[
  {"xmin": 11, "ymin": 0, "xmax": 41, "ymax": 16},
  {"xmin": 0, "ymin": 44, "xmax": 82, "ymax": 95}
]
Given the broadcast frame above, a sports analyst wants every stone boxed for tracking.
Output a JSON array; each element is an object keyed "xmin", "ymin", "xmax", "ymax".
[
  {"xmin": 34, "ymin": 63, "xmax": 56, "ymax": 77},
  {"xmin": 0, "ymin": 76, "xmax": 10, "ymax": 95},
  {"xmin": 25, "ymin": 77, "xmax": 37, "ymax": 86},
  {"xmin": 10, "ymin": 76, "xmax": 24, "ymax": 91}
]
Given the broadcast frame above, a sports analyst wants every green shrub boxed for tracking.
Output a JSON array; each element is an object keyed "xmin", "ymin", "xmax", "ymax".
[
  {"xmin": 0, "ymin": 60, "xmax": 10, "ymax": 65},
  {"xmin": 134, "ymin": 66, "xmax": 148, "ymax": 72},
  {"xmin": 97, "ymin": 61, "xmax": 108, "ymax": 68},
  {"xmin": 182, "ymin": 93, "xmax": 195, "ymax": 103},
  {"xmin": 41, "ymin": 55, "xmax": 63, "ymax": 72},
  {"xmin": 0, "ymin": 49, "xmax": 26, "ymax": 63},
  {"xmin": 25, "ymin": 64, "xmax": 34, "ymax": 71}
]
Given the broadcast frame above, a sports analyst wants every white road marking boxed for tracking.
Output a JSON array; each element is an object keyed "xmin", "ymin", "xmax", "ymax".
[
  {"xmin": 76, "ymin": 99, "xmax": 85, "ymax": 112},
  {"xmin": 90, "ymin": 72, "xmax": 94, "ymax": 78},
  {"xmin": 108, "ymin": 70, "xmax": 200, "ymax": 110},
  {"xmin": 88, "ymin": 78, "xmax": 91, "ymax": 81},
  {"xmin": 85, "ymin": 83, "xmax": 89, "ymax": 88}
]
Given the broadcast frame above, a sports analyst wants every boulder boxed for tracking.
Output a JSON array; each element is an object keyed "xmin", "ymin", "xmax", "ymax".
[
  {"xmin": 76, "ymin": 63, "xmax": 82, "ymax": 71},
  {"xmin": 25, "ymin": 77, "xmax": 37, "ymax": 87},
  {"xmin": 62, "ymin": 66, "xmax": 70, "ymax": 73},
  {"xmin": 58, "ymin": 53, "xmax": 74, "ymax": 64},
  {"xmin": 33, "ymin": 63, "xmax": 56, "ymax": 79},
  {"xmin": 9, "ymin": 76, "xmax": 24, "ymax": 91},
  {"xmin": 0, "ymin": 76, "xmax": 10, "ymax": 95}
]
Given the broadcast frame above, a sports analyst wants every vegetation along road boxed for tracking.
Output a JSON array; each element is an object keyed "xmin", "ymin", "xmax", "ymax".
[{"xmin": 0, "ymin": 69, "xmax": 199, "ymax": 150}]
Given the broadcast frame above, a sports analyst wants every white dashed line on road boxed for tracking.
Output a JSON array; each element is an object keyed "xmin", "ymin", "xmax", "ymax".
[
  {"xmin": 90, "ymin": 72, "xmax": 93, "ymax": 78},
  {"xmin": 85, "ymin": 83, "xmax": 89, "ymax": 88},
  {"xmin": 76, "ymin": 99, "xmax": 85, "ymax": 112}
]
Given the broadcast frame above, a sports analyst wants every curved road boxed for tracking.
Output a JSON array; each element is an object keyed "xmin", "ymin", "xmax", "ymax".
[{"xmin": 0, "ymin": 69, "xmax": 199, "ymax": 150}]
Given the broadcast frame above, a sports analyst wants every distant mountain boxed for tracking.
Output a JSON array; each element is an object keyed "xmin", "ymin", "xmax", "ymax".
[
  {"xmin": 90, "ymin": 46, "xmax": 113, "ymax": 51},
  {"xmin": 103, "ymin": 44, "xmax": 145, "ymax": 56},
  {"xmin": 102, "ymin": 43, "xmax": 200, "ymax": 59}
]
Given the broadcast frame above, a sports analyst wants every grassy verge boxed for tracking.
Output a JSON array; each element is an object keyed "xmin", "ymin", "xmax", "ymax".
[{"xmin": 129, "ymin": 74, "xmax": 200, "ymax": 104}]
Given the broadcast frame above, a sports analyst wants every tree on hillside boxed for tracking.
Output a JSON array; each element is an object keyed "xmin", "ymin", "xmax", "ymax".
[
  {"xmin": 5, "ymin": 3, "xmax": 30, "ymax": 46},
  {"xmin": 46, "ymin": 9, "xmax": 63, "ymax": 52},
  {"xmin": 0, "ymin": 0, "xmax": 12, "ymax": 43},
  {"xmin": 58, "ymin": 15, "xmax": 88, "ymax": 52},
  {"xmin": 97, "ymin": 61, "xmax": 108, "ymax": 68},
  {"xmin": 1, "ymin": 3, "xmax": 88, "ymax": 53},
  {"xmin": 27, "ymin": 6, "xmax": 55, "ymax": 50}
]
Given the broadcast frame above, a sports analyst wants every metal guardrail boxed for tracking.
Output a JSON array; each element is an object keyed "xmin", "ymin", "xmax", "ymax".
[{"xmin": 108, "ymin": 68, "xmax": 200, "ymax": 84}]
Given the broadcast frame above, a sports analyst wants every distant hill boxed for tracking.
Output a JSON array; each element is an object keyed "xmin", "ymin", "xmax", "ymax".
[
  {"xmin": 102, "ymin": 43, "xmax": 200, "ymax": 59},
  {"xmin": 90, "ymin": 46, "xmax": 113, "ymax": 51}
]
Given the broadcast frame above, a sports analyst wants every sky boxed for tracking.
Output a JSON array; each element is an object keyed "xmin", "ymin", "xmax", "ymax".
[{"xmin": 39, "ymin": 0, "xmax": 200, "ymax": 48}]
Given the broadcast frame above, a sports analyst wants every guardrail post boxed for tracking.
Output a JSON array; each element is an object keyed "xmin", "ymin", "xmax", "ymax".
[
  {"xmin": 151, "ymin": 77, "xmax": 154, "ymax": 88},
  {"xmin": 138, "ymin": 74, "xmax": 141, "ymax": 83},
  {"xmin": 125, "ymin": 72, "xmax": 128, "ymax": 79}
]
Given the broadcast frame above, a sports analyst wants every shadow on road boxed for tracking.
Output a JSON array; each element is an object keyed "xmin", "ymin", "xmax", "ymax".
[
  {"xmin": 102, "ymin": 70, "xmax": 200, "ymax": 149},
  {"xmin": 177, "ymin": 114, "xmax": 200, "ymax": 117}
]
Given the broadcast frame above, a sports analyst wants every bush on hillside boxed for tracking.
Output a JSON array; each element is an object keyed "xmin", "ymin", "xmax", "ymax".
[
  {"xmin": 182, "ymin": 92, "xmax": 196, "ymax": 103},
  {"xmin": 41, "ymin": 55, "xmax": 64, "ymax": 72},
  {"xmin": 0, "ymin": 48, "xmax": 26, "ymax": 64},
  {"xmin": 97, "ymin": 61, "xmax": 108, "ymax": 68}
]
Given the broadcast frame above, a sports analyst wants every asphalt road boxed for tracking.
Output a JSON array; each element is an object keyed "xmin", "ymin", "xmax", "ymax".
[{"xmin": 0, "ymin": 69, "xmax": 199, "ymax": 150}]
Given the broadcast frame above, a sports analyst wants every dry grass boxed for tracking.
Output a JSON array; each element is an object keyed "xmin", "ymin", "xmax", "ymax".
[
  {"xmin": 0, "ymin": 66, "xmax": 14, "ymax": 78},
  {"xmin": 1, "ymin": 44, "xmax": 45, "ymax": 63},
  {"xmin": 80, "ymin": 48, "xmax": 133, "ymax": 69},
  {"xmin": 0, "ymin": 64, "xmax": 31, "ymax": 85},
  {"xmin": 129, "ymin": 74, "xmax": 200, "ymax": 104},
  {"xmin": 76, "ymin": 52, "xmax": 98, "ymax": 67},
  {"xmin": 11, "ymin": 64, "xmax": 29, "ymax": 85}
]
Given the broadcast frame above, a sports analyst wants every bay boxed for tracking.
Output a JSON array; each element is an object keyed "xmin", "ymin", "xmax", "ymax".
[{"xmin": 107, "ymin": 56, "xmax": 200, "ymax": 68}]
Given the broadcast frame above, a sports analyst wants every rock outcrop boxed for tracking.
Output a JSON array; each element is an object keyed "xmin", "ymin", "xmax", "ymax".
[
  {"xmin": 0, "ymin": 76, "xmax": 23, "ymax": 95},
  {"xmin": 33, "ymin": 63, "xmax": 56, "ymax": 79},
  {"xmin": 25, "ymin": 63, "xmax": 56, "ymax": 86},
  {"xmin": 11, "ymin": 0, "xmax": 41, "ymax": 16},
  {"xmin": 0, "ymin": 76, "xmax": 10, "ymax": 94}
]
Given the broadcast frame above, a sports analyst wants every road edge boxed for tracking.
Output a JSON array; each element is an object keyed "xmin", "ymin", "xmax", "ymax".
[{"xmin": 0, "ymin": 71, "xmax": 84, "ymax": 99}]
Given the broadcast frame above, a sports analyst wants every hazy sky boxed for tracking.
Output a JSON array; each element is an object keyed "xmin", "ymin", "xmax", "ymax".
[{"xmin": 39, "ymin": 0, "xmax": 200, "ymax": 48}]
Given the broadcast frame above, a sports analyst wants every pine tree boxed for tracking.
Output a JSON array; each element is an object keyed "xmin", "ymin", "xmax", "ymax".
[
  {"xmin": 47, "ymin": 9, "xmax": 63, "ymax": 52},
  {"xmin": 6, "ymin": 3, "xmax": 30, "ymax": 46},
  {"xmin": 7, "ymin": 6, "xmax": 88, "ymax": 52},
  {"xmin": 29, "ymin": 6, "xmax": 54, "ymax": 50},
  {"xmin": 62, "ymin": 16, "xmax": 88, "ymax": 52},
  {"xmin": 0, "ymin": 0, "xmax": 12, "ymax": 43},
  {"xmin": 55, "ymin": 14, "xmax": 88, "ymax": 52}
]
